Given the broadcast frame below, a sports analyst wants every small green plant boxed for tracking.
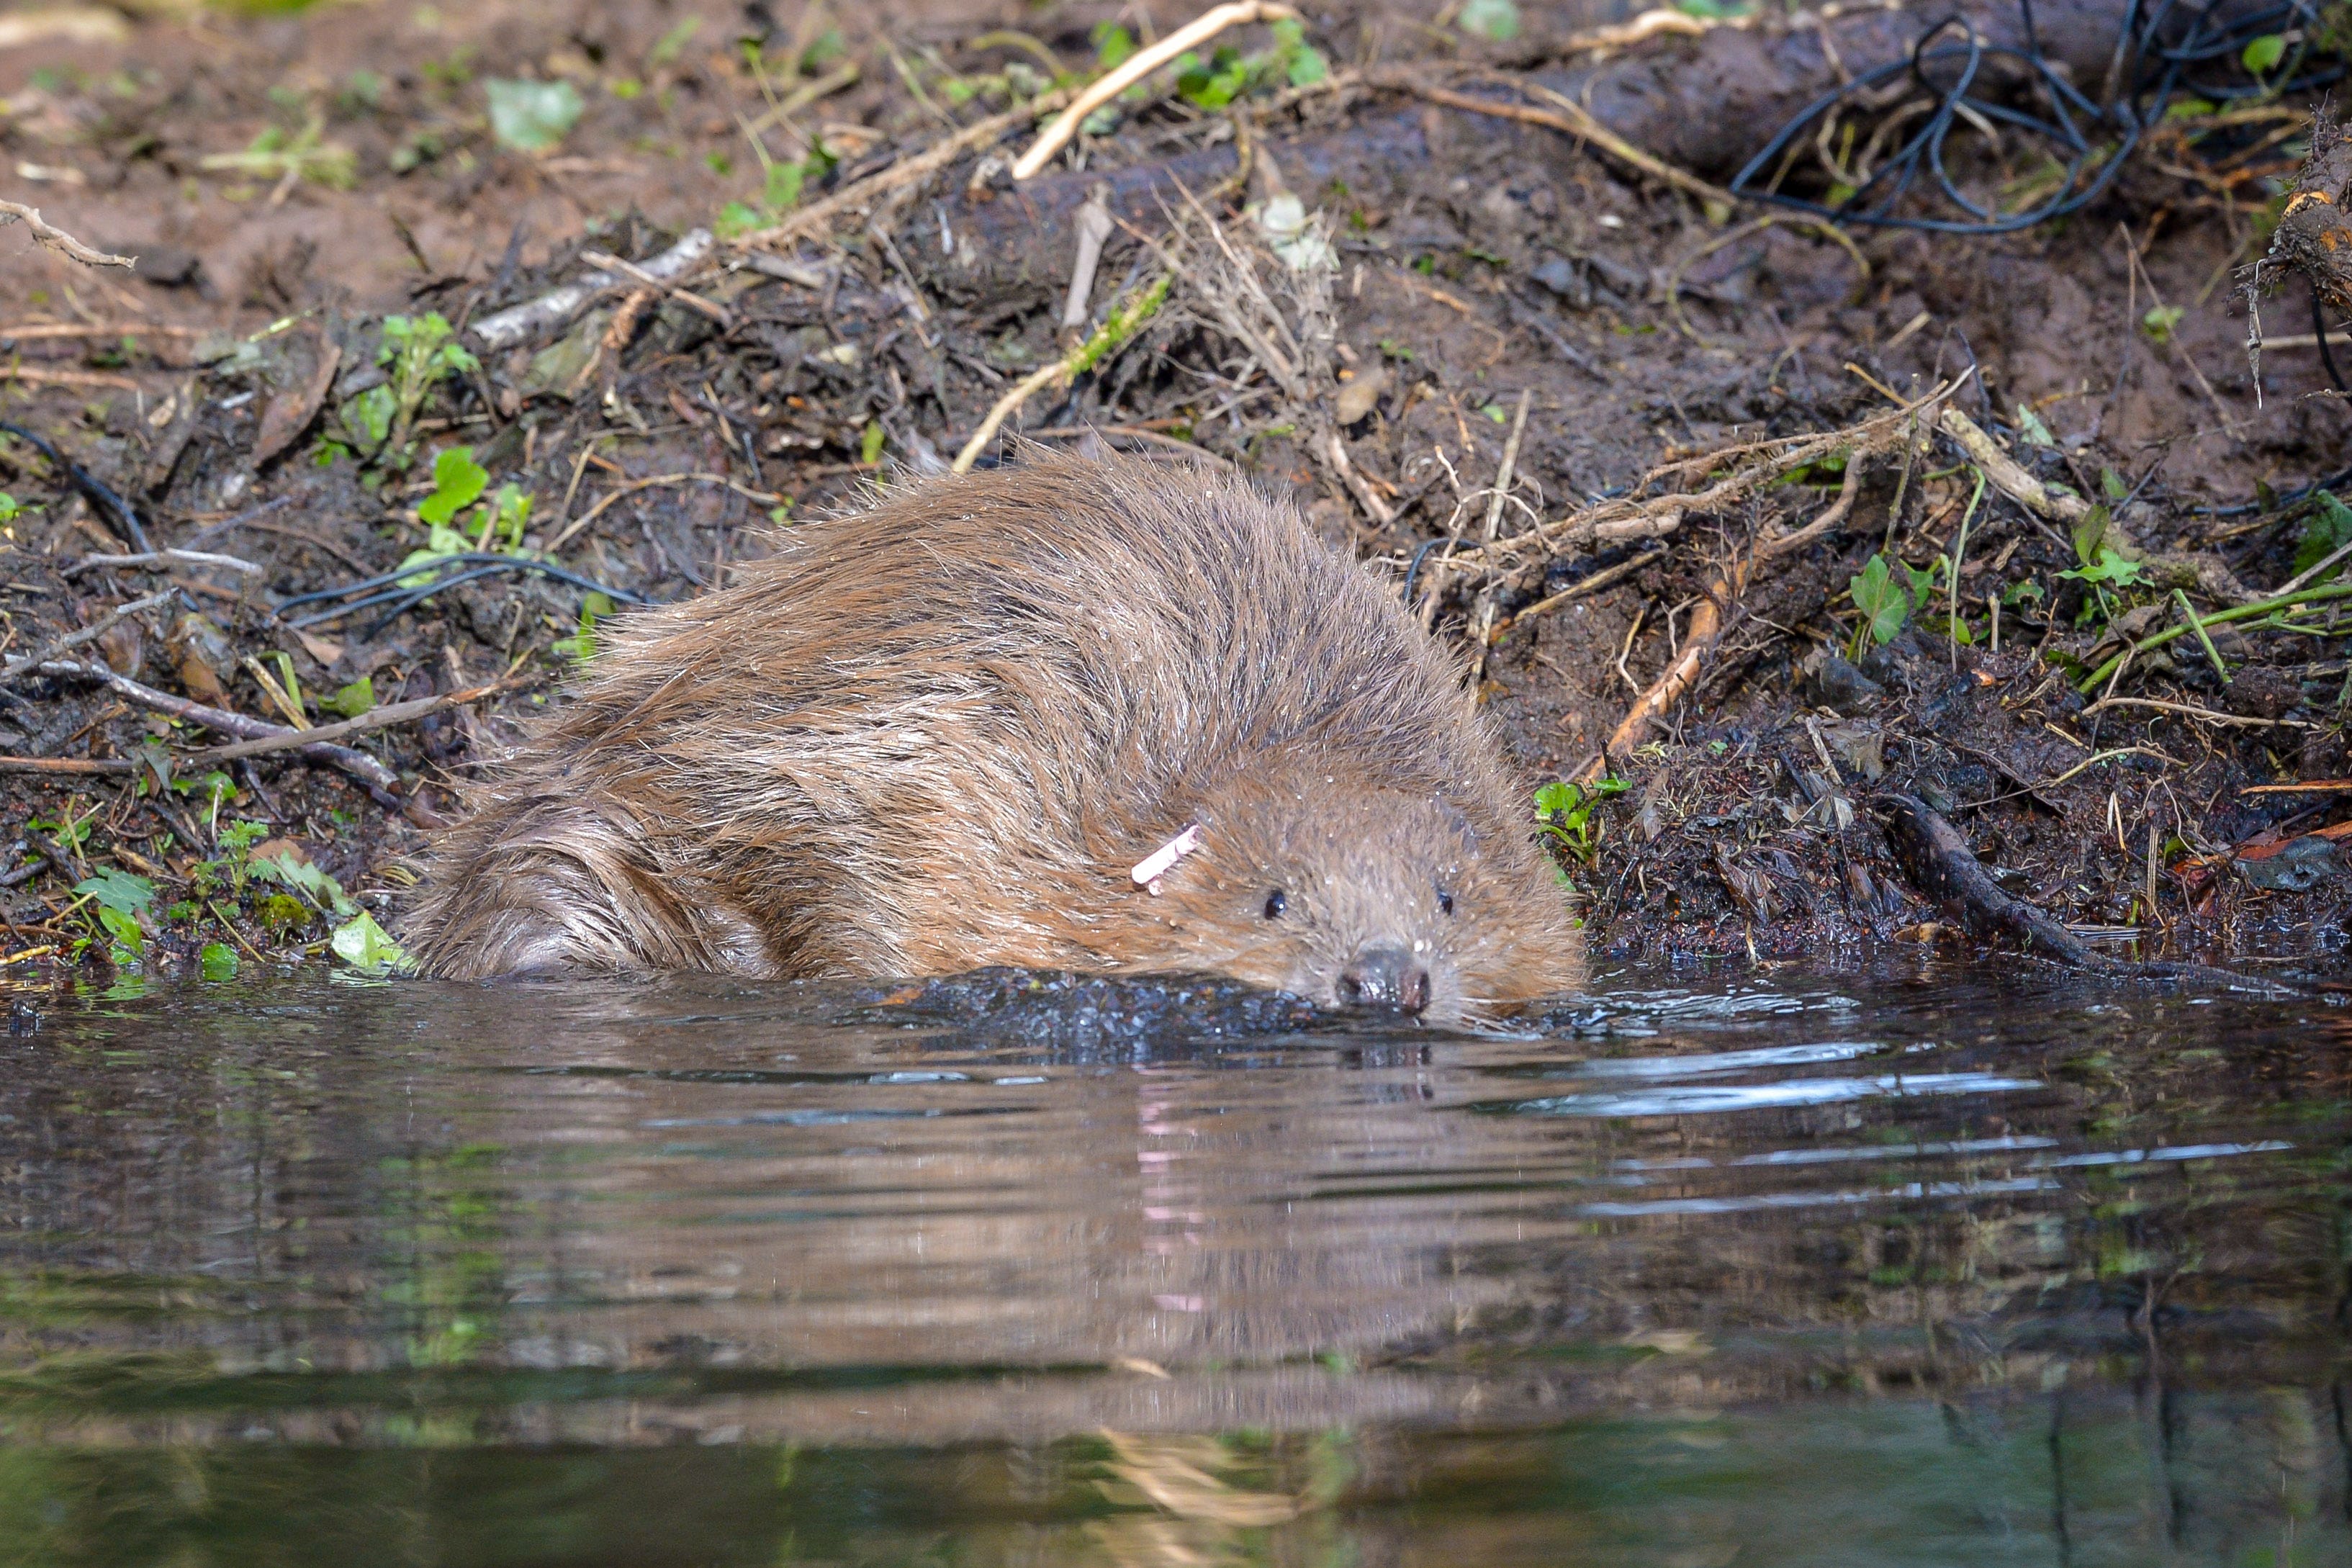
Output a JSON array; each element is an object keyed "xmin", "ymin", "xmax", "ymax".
[
  {"xmin": 342, "ymin": 314, "xmax": 477, "ymax": 467},
  {"xmin": 198, "ymin": 942, "xmax": 239, "ymax": 981},
  {"xmin": 2294, "ymin": 491, "xmax": 2352, "ymax": 582},
  {"xmin": 398, "ymin": 447, "xmax": 534, "ymax": 580},
  {"xmin": 73, "ymin": 868, "xmax": 155, "ymax": 965},
  {"xmin": 2140, "ymin": 304, "xmax": 2185, "ymax": 344},
  {"xmin": 486, "ymin": 78, "xmax": 584, "ymax": 153},
  {"xmin": 1170, "ymin": 16, "xmax": 1325, "ymax": 109},
  {"xmin": 2060, "ymin": 505, "xmax": 2148, "ymax": 625},
  {"xmin": 323, "ymin": 675, "xmax": 376, "ymax": 719},
  {"xmin": 1846, "ymin": 554, "xmax": 1913, "ymax": 653},
  {"xmin": 716, "ymin": 138, "xmax": 839, "ymax": 239},
  {"xmin": 1459, "ymin": 0, "xmax": 1521, "ymax": 41},
  {"xmin": 198, "ymin": 115, "xmax": 357, "ymax": 191},
  {"xmin": 171, "ymin": 769, "xmax": 237, "ymax": 835},
  {"xmin": 2243, "ymin": 32, "xmax": 2288, "ymax": 76},
  {"xmin": 551, "ymin": 590, "xmax": 616, "ymax": 667},
  {"xmin": 0, "ymin": 494, "xmax": 22, "ymax": 524},
  {"xmin": 1535, "ymin": 778, "xmax": 1630, "ymax": 868}
]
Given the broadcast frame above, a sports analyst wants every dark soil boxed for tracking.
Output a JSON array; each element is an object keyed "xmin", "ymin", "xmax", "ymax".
[{"xmin": 0, "ymin": 0, "xmax": 2345, "ymax": 986}]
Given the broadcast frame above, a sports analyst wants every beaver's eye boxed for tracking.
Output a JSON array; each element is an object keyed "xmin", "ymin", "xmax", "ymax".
[
  {"xmin": 1263, "ymin": 888, "xmax": 1288, "ymax": 919},
  {"xmin": 1437, "ymin": 888, "xmax": 1456, "ymax": 916}
]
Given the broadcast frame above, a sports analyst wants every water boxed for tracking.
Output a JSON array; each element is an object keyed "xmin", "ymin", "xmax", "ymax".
[{"xmin": 1, "ymin": 960, "xmax": 2347, "ymax": 1566}]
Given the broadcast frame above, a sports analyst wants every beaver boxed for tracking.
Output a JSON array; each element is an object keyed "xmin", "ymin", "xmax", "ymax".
[{"xmin": 403, "ymin": 452, "xmax": 1582, "ymax": 1022}]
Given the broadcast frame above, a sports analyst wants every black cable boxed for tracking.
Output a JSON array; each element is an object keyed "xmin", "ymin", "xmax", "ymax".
[
  {"xmin": 1402, "ymin": 537, "xmax": 1449, "ymax": 608},
  {"xmin": 1729, "ymin": 0, "xmax": 2340, "ymax": 235},
  {"xmin": 0, "ymin": 420, "xmax": 150, "ymax": 552},
  {"xmin": 2313, "ymin": 278, "xmax": 2348, "ymax": 397}
]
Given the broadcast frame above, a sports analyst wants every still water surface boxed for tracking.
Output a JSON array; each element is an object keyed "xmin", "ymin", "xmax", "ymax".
[{"xmin": 1, "ymin": 960, "xmax": 2348, "ymax": 1564}]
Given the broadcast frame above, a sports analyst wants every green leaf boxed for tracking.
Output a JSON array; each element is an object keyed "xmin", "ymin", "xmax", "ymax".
[
  {"xmin": 713, "ymin": 200, "xmax": 764, "ymax": 240},
  {"xmin": 251, "ymin": 852, "xmax": 357, "ymax": 917},
  {"xmin": 860, "ymin": 418, "xmax": 886, "ymax": 465},
  {"xmin": 2069, "ymin": 503, "xmax": 2115, "ymax": 569},
  {"xmin": 1093, "ymin": 21, "xmax": 1137, "ymax": 69},
  {"xmin": 1847, "ymin": 554, "xmax": 1911, "ymax": 646},
  {"xmin": 1459, "ymin": 0, "xmax": 1521, "ymax": 40},
  {"xmin": 2101, "ymin": 467, "xmax": 2130, "ymax": 500},
  {"xmin": 485, "ymin": 78, "xmax": 584, "ymax": 153},
  {"xmin": 324, "ymin": 675, "xmax": 375, "ymax": 719},
  {"xmin": 331, "ymin": 911, "xmax": 415, "ymax": 976},
  {"xmin": 95, "ymin": 904, "xmax": 143, "ymax": 960},
  {"xmin": 2141, "ymin": 304, "xmax": 2184, "ymax": 344},
  {"xmin": 341, "ymin": 384, "xmax": 396, "ymax": 449},
  {"xmin": 2294, "ymin": 491, "xmax": 2352, "ymax": 581},
  {"xmin": 199, "ymin": 942, "xmax": 239, "ymax": 981},
  {"xmin": 1900, "ymin": 558, "xmax": 1942, "ymax": 611},
  {"xmin": 74, "ymin": 868, "xmax": 155, "ymax": 919},
  {"xmin": 2013, "ymin": 403, "xmax": 2057, "ymax": 448},
  {"xmin": 419, "ymin": 446, "xmax": 489, "ymax": 526},
  {"xmin": 1533, "ymin": 781, "xmax": 1575, "ymax": 817},
  {"xmin": 2242, "ymin": 32, "xmax": 2286, "ymax": 73},
  {"xmin": 2060, "ymin": 546, "xmax": 2145, "ymax": 590}
]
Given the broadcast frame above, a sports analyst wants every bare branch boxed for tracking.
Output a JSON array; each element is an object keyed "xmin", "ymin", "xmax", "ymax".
[{"xmin": 0, "ymin": 200, "xmax": 134, "ymax": 269}]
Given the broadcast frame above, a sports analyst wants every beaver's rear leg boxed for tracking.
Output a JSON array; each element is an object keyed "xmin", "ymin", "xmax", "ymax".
[{"xmin": 403, "ymin": 796, "xmax": 770, "ymax": 979}]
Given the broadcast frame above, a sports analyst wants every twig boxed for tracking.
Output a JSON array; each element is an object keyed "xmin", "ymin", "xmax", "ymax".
[
  {"xmin": 2081, "ymin": 695, "xmax": 2307, "ymax": 729},
  {"xmin": 0, "ymin": 200, "xmax": 133, "ymax": 268},
  {"xmin": 1938, "ymin": 405, "xmax": 2089, "ymax": 523},
  {"xmin": 1484, "ymin": 546, "xmax": 1666, "ymax": 642},
  {"xmin": 177, "ymin": 682, "xmax": 517, "ymax": 765},
  {"xmin": 469, "ymin": 228, "xmax": 716, "ymax": 352},
  {"xmin": 1469, "ymin": 390, "xmax": 1534, "ymax": 667},
  {"xmin": 577, "ymin": 249, "xmax": 734, "ymax": 328},
  {"xmin": 0, "ymin": 365, "xmax": 143, "ymax": 392},
  {"xmin": 0, "ymin": 322, "xmax": 201, "ymax": 340},
  {"xmin": 736, "ymin": 89, "xmax": 1074, "ymax": 251},
  {"xmin": 1014, "ymin": 3, "xmax": 1299, "ymax": 180},
  {"xmin": 34, "ymin": 659, "xmax": 400, "ymax": 794},
  {"xmin": 0, "ymin": 587, "xmax": 176, "ymax": 682},
  {"xmin": 1754, "ymin": 454, "xmax": 1864, "ymax": 559},
  {"xmin": 1060, "ymin": 187, "xmax": 1116, "ymax": 333},
  {"xmin": 1384, "ymin": 78, "xmax": 1737, "ymax": 209},
  {"xmin": 2272, "ymin": 533, "xmax": 2352, "ymax": 598},
  {"xmin": 545, "ymin": 472, "xmax": 786, "ymax": 553},
  {"xmin": 2076, "ymin": 580, "xmax": 2352, "ymax": 693},
  {"xmin": 66, "ymin": 548, "xmax": 263, "ymax": 577},
  {"xmin": 953, "ymin": 278, "xmax": 1168, "ymax": 472}
]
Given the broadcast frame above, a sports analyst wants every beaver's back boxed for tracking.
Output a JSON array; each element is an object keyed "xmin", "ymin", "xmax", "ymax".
[{"xmin": 405, "ymin": 454, "xmax": 1577, "ymax": 1011}]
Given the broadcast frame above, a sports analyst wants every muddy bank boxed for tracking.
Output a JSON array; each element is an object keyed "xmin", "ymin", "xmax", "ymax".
[{"xmin": 0, "ymin": 0, "xmax": 2343, "ymax": 987}]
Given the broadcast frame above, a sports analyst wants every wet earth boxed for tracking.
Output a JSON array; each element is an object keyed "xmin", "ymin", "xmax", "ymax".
[{"xmin": 1, "ymin": 962, "xmax": 2348, "ymax": 1564}]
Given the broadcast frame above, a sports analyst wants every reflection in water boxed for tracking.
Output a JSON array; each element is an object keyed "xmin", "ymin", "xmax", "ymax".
[{"xmin": 0, "ymin": 961, "xmax": 2347, "ymax": 1564}]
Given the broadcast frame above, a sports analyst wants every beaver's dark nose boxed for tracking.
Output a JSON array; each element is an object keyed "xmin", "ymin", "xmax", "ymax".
[{"xmin": 1337, "ymin": 946, "xmax": 1431, "ymax": 1014}]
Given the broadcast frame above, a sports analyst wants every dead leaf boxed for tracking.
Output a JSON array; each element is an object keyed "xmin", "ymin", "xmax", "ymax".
[
  {"xmin": 1333, "ymin": 361, "xmax": 1389, "ymax": 425},
  {"xmin": 252, "ymin": 332, "xmax": 343, "ymax": 468}
]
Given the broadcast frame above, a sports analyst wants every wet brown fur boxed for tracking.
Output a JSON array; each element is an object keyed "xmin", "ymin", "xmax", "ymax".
[{"xmin": 403, "ymin": 454, "xmax": 1582, "ymax": 1021}]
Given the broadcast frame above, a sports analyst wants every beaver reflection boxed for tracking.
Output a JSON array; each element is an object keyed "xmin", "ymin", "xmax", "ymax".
[{"xmin": 405, "ymin": 454, "xmax": 1580, "ymax": 1023}]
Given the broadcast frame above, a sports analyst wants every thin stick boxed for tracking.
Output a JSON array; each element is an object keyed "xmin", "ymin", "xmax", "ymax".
[
  {"xmin": 66, "ymin": 548, "xmax": 263, "ymax": 577},
  {"xmin": 2080, "ymin": 695, "xmax": 2306, "ymax": 728},
  {"xmin": 0, "ymin": 323, "xmax": 202, "ymax": 340},
  {"xmin": 1014, "ymin": 3, "xmax": 1299, "ymax": 180},
  {"xmin": 1392, "ymin": 78, "xmax": 1737, "ymax": 209},
  {"xmin": 737, "ymin": 89, "xmax": 1073, "ymax": 251},
  {"xmin": 577, "ymin": 249, "xmax": 734, "ymax": 328},
  {"xmin": 177, "ymin": 682, "xmax": 515, "ymax": 765},
  {"xmin": 952, "ymin": 361, "xmax": 1063, "ymax": 471},
  {"xmin": 1484, "ymin": 547, "xmax": 1666, "ymax": 643},
  {"xmin": 0, "ymin": 201, "xmax": 133, "ymax": 268},
  {"xmin": 546, "ymin": 472, "xmax": 787, "ymax": 553},
  {"xmin": 34, "ymin": 659, "xmax": 401, "ymax": 793},
  {"xmin": 0, "ymin": 587, "xmax": 176, "ymax": 682}
]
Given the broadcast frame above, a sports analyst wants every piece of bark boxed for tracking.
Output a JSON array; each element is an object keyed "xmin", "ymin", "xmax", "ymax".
[{"xmin": 252, "ymin": 333, "xmax": 342, "ymax": 468}]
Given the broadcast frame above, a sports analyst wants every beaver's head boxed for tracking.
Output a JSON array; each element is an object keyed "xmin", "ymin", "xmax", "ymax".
[{"xmin": 1124, "ymin": 755, "xmax": 1582, "ymax": 1025}]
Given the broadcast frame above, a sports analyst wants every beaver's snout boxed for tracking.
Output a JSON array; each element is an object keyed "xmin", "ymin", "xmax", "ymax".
[{"xmin": 1338, "ymin": 945, "xmax": 1432, "ymax": 1014}]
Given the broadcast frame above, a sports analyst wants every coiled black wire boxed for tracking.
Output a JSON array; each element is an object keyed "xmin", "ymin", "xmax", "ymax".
[{"xmin": 1731, "ymin": 0, "xmax": 2343, "ymax": 235}]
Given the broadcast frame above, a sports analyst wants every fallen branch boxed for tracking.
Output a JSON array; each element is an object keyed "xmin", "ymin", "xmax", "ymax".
[
  {"xmin": 35, "ymin": 659, "xmax": 401, "ymax": 796},
  {"xmin": 1015, "ymin": 2, "xmax": 1297, "ymax": 180},
  {"xmin": 1484, "ymin": 547, "xmax": 1667, "ymax": 643},
  {"xmin": 176, "ymin": 682, "xmax": 517, "ymax": 765},
  {"xmin": 0, "ymin": 365, "xmax": 144, "ymax": 392},
  {"xmin": 577, "ymin": 249, "xmax": 734, "ymax": 328},
  {"xmin": 1878, "ymin": 792, "xmax": 2305, "ymax": 993},
  {"xmin": 469, "ymin": 228, "xmax": 716, "ymax": 353},
  {"xmin": 0, "ymin": 201, "xmax": 133, "ymax": 269},
  {"xmin": 1937, "ymin": 406, "xmax": 2088, "ymax": 523}
]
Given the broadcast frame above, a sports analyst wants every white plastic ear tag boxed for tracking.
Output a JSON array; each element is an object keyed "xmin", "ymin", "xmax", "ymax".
[{"xmin": 1130, "ymin": 823, "xmax": 1203, "ymax": 896}]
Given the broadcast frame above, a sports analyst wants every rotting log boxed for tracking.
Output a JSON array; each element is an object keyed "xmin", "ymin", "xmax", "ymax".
[{"xmin": 2268, "ymin": 114, "xmax": 2352, "ymax": 317}]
